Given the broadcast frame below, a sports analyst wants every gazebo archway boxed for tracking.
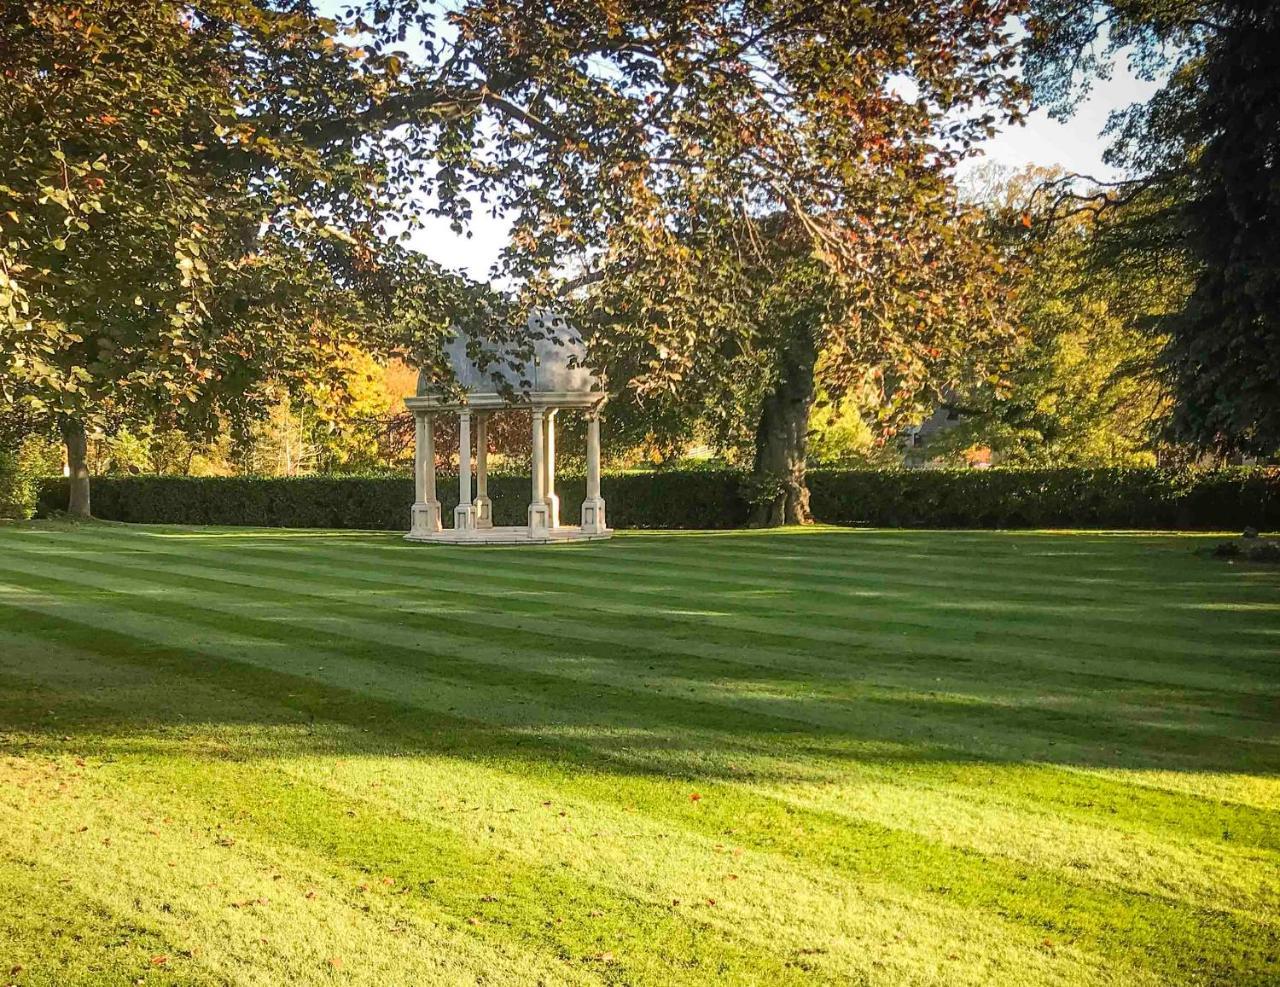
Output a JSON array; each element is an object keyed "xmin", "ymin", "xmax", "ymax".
[{"xmin": 404, "ymin": 316, "xmax": 611, "ymax": 545}]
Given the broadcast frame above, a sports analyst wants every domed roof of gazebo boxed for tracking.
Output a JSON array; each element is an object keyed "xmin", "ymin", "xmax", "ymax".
[{"xmin": 415, "ymin": 312, "xmax": 601, "ymax": 406}]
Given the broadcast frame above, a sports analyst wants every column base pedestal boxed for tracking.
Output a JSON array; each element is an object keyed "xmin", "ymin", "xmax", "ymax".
[
  {"xmin": 474, "ymin": 495, "xmax": 493, "ymax": 529},
  {"xmin": 410, "ymin": 501, "xmax": 443, "ymax": 537},
  {"xmin": 454, "ymin": 504, "xmax": 477, "ymax": 531},
  {"xmin": 527, "ymin": 501, "xmax": 551, "ymax": 537},
  {"xmin": 580, "ymin": 497, "xmax": 607, "ymax": 534}
]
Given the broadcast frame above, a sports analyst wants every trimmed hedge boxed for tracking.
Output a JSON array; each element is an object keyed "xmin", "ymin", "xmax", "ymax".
[
  {"xmin": 35, "ymin": 466, "xmax": 1277, "ymax": 531},
  {"xmin": 35, "ymin": 470, "xmax": 750, "ymax": 531},
  {"xmin": 807, "ymin": 467, "xmax": 1279, "ymax": 530}
]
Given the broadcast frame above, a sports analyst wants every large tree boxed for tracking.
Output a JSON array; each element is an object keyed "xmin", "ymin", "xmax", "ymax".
[
  {"xmin": 588, "ymin": 207, "xmax": 1016, "ymax": 523},
  {"xmin": 345, "ymin": 0, "xmax": 1027, "ymax": 521},
  {"xmin": 0, "ymin": 1, "xmax": 477, "ymax": 515},
  {"xmin": 1025, "ymin": 0, "xmax": 1280, "ymax": 457},
  {"xmin": 4, "ymin": 1, "xmax": 1029, "ymax": 522}
]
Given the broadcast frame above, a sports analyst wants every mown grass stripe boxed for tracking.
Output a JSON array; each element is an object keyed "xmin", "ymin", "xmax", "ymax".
[
  {"xmin": 171, "ymin": 535, "xmax": 1280, "ymax": 661},
  {"xmin": 1, "ymin": 631, "xmax": 1137, "ymax": 985},
  {"xmin": 1, "ymin": 608, "xmax": 1275, "ymax": 986},
  {"xmin": 5, "ymin": 583, "xmax": 1274, "ymax": 978},
  {"xmin": 3, "ymin": 523, "xmax": 1277, "ymax": 986},
  {"xmin": 5, "ymin": 543, "xmax": 1278, "ymax": 828},
  {"xmin": 29, "ymin": 521, "xmax": 1268, "ymax": 627},
  {"xmin": 4, "ymin": 549, "xmax": 1274, "ymax": 785},
  {"xmin": 10, "ymin": 540, "xmax": 1280, "ymax": 809},
  {"xmin": 41, "ymin": 523, "xmax": 1279, "ymax": 648},
  {"xmin": 9, "ymin": 533, "xmax": 1263, "ymax": 726},
  {"xmin": 12, "ymin": 529, "xmax": 1278, "ymax": 700},
  {"xmin": 0, "ymin": 751, "xmax": 606, "ymax": 986},
  {"xmin": 4, "ymin": 620, "xmax": 1273, "ymax": 886}
]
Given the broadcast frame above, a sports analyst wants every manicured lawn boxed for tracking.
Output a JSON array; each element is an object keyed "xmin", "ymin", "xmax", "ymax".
[{"xmin": 0, "ymin": 521, "xmax": 1277, "ymax": 986}]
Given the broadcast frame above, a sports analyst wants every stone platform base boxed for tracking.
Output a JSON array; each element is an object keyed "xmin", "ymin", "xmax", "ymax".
[{"xmin": 404, "ymin": 524, "xmax": 613, "ymax": 546}]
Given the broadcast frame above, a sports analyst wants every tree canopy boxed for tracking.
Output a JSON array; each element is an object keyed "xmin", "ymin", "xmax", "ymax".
[
  {"xmin": 0, "ymin": 1, "xmax": 489, "ymax": 512},
  {"xmin": 346, "ymin": 0, "xmax": 1026, "ymax": 394},
  {"xmin": 3, "ymin": 0, "xmax": 1035, "ymax": 520},
  {"xmin": 1025, "ymin": 0, "xmax": 1280, "ymax": 457}
]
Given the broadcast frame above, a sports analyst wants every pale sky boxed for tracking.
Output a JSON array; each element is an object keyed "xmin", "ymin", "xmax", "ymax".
[{"xmin": 964, "ymin": 64, "xmax": 1160, "ymax": 180}]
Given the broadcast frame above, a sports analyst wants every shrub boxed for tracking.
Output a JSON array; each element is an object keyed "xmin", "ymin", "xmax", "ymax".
[
  {"xmin": 34, "ymin": 466, "xmax": 1277, "ymax": 531},
  {"xmin": 0, "ymin": 447, "xmax": 39, "ymax": 520}
]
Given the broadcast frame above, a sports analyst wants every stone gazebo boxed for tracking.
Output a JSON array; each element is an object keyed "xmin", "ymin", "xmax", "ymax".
[{"xmin": 404, "ymin": 317, "xmax": 611, "ymax": 545}]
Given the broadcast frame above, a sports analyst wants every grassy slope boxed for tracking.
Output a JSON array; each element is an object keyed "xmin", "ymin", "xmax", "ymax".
[{"xmin": 0, "ymin": 521, "xmax": 1276, "ymax": 986}]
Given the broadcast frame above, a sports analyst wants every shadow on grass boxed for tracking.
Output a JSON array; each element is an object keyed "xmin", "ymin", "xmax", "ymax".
[
  {"xmin": 0, "ymin": 596, "xmax": 1276, "ymax": 786},
  {"xmin": 5, "ymin": 524, "xmax": 1280, "ymax": 986},
  {"xmin": 0, "ymin": 522, "xmax": 1277, "ymax": 786}
]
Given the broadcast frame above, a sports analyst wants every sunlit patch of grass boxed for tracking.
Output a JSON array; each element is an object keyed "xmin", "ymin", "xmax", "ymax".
[{"xmin": 0, "ymin": 521, "xmax": 1277, "ymax": 985}]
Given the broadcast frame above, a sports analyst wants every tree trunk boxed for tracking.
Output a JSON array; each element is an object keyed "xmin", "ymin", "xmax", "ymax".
[
  {"xmin": 61, "ymin": 417, "xmax": 91, "ymax": 518},
  {"xmin": 750, "ymin": 333, "xmax": 817, "ymax": 527}
]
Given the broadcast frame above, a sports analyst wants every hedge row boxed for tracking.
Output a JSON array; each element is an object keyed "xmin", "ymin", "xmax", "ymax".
[
  {"xmin": 808, "ymin": 467, "xmax": 1278, "ymax": 530},
  {"xmin": 35, "ymin": 466, "xmax": 1277, "ymax": 531},
  {"xmin": 35, "ymin": 470, "xmax": 750, "ymax": 531}
]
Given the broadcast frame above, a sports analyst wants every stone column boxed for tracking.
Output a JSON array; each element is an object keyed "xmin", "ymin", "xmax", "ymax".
[
  {"xmin": 410, "ymin": 411, "xmax": 441, "ymax": 536},
  {"xmin": 543, "ymin": 408, "xmax": 560, "ymax": 529},
  {"xmin": 581, "ymin": 409, "xmax": 607, "ymax": 533},
  {"xmin": 474, "ymin": 413, "xmax": 492, "ymax": 528},
  {"xmin": 528, "ymin": 409, "xmax": 550, "ymax": 535},
  {"xmin": 454, "ymin": 409, "xmax": 476, "ymax": 531}
]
